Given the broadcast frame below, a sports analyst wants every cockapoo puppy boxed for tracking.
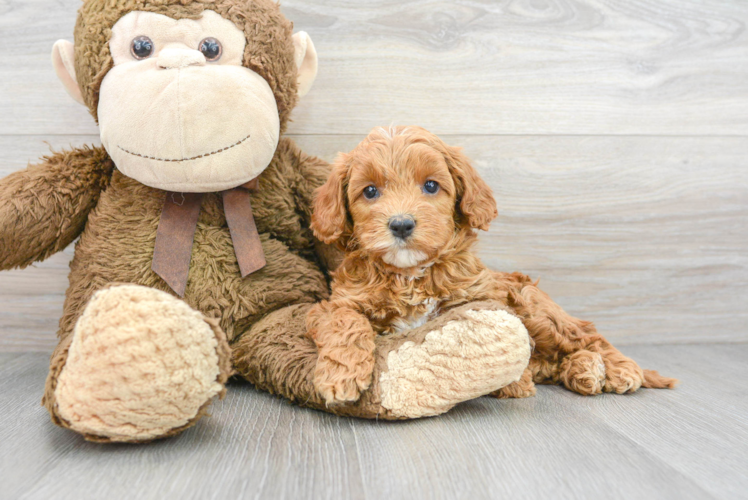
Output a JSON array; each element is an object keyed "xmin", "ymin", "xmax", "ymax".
[{"xmin": 307, "ymin": 126, "xmax": 676, "ymax": 405}]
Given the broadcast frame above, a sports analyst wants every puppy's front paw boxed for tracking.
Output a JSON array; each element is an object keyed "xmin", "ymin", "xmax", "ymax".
[
  {"xmin": 307, "ymin": 303, "xmax": 377, "ymax": 406},
  {"xmin": 313, "ymin": 354, "xmax": 375, "ymax": 406},
  {"xmin": 602, "ymin": 354, "xmax": 644, "ymax": 394},
  {"xmin": 315, "ymin": 377, "xmax": 366, "ymax": 406},
  {"xmin": 559, "ymin": 350, "xmax": 607, "ymax": 395}
]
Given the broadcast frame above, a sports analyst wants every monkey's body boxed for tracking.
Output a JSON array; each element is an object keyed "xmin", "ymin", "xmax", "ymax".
[
  {"xmin": 29, "ymin": 139, "xmax": 341, "ymax": 440},
  {"xmin": 53, "ymin": 140, "xmax": 332, "ymax": 345}
]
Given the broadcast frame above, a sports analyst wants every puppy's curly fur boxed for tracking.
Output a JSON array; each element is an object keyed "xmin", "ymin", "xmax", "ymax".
[{"xmin": 307, "ymin": 126, "xmax": 677, "ymax": 405}]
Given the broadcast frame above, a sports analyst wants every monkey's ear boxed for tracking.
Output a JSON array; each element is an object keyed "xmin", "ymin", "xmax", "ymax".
[
  {"xmin": 311, "ymin": 153, "xmax": 350, "ymax": 244},
  {"xmin": 292, "ymin": 32, "xmax": 318, "ymax": 98},
  {"xmin": 52, "ymin": 40, "xmax": 85, "ymax": 106}
]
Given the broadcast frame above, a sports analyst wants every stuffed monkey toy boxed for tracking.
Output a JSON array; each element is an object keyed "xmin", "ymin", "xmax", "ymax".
[{"xmin": 0, "ymin": 0, "xmax": 535, "ymax": 443}]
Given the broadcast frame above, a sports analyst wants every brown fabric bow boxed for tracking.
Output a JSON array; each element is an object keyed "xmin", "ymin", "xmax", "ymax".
[{"xmin": 151, "ymin": 178, "xmax": 266, "ymax": 297}]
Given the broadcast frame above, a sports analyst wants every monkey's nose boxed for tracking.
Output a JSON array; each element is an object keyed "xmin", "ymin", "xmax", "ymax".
[
  {"xmin": 157, "ymin": 49, "xmax": 207, "ymax": 69},
  {"xmin": 389, "ymin": 216, "xmax": 416, "ymax": 240}
]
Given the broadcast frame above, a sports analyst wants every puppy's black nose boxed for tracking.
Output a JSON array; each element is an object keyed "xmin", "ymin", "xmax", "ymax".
[{"xmin": 389, "ymin": 216, "xmax": 416, "ymax": 239}]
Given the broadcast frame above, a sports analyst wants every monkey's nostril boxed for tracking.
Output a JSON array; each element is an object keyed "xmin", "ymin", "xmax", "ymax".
[{"xmin": 388, "ymin": 216, "xmax": 416, "ymax": 240}]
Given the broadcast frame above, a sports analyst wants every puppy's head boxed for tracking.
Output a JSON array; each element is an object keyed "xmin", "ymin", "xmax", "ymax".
[{"xmin": 311, "ymin": 126, "xmax": 498, "ymax": 268}]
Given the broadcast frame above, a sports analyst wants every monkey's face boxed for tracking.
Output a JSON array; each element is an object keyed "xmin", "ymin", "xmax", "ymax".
[
  {"xmin": 52, "ymin": 5, "xmax": 317, "ymax": 193},
  {"xmin": 98, "ymin": 11, "xmax": 277, "ymax": 192}
]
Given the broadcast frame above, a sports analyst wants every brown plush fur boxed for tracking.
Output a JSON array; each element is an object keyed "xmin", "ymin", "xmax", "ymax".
[
  {"xmin": 309, "ymin": 126, "xmax": 677, "ymax": 403},
  {"xmin": 0, "ymin": 146, "xmax": 113, "ymax": 270}
]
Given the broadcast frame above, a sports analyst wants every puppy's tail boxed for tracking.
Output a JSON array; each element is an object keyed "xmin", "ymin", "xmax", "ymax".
[{"xmin": 641, "ymin": 369, "xmax": 679, "ymax": 389}]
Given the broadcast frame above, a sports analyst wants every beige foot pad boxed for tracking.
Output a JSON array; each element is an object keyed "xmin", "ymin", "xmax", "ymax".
[
  {"xmin": 378, "ymin": 305, "xmax": 531, "ymax": 419},
  {"xmin": 55, "ymin": 285, "xmax": 227, "ymax": 442}
]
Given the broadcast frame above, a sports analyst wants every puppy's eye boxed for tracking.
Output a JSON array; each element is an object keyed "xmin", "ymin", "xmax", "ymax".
[
  {"xmin": 199, "ymin": 38, "xmax": 223, "ymax": 61},
  {"xmin": 131, "ymin": 36, "xmax": 154, "ymax": 60},
  {"xmin": 363, "ymin": 185, "xmax": 379, "ymax": 200},
  {"xmin": 423, "ymin": 180, "xmax": 440, "ymax": 194}
]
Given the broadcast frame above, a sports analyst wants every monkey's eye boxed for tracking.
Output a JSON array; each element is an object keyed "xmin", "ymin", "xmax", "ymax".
[
  {"xmin": 130, "ymin": 36, "xmax": 154, "ymax": 60},
  {"xmin": 363, "ymin": 185, "xmax": 379, "ymax": 200},
  {"xmin": 423, "ymin": 180, "xmax": 440, "ymax": 194},
  {"xmin": 199, "ymin": 38, "xmax": 223, "ymax": 61}
]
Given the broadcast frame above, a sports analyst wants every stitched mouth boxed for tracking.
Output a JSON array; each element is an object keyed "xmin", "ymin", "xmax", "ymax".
[{"xmin": 117, "ymin": 134, "xmax": 251, "ymax": 163}]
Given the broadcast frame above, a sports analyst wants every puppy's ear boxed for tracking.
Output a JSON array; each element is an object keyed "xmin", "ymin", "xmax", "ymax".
[
  {"xmin": 445, "ymin": 146, "xmax": 498, "ymax": 231},
  {"xmin": 311, "ymin": 153, "xmax": 350, "ymax": 244}
]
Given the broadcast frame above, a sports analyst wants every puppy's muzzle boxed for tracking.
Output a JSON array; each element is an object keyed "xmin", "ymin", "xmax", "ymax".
[{"xmin": 388, "ymin": 216, "xmax": 416, "ymax": 240}]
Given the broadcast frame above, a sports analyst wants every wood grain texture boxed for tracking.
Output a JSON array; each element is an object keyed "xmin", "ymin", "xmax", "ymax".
[
  {"xmin": 1, "ymin": 345, "xmax": 745, "ymax": 500},
  {"xmin": 1, "ymin": 2, "xmax": 746, "ymax": 499},
  {"xmin": 2, "ymin": 134, "xmax": 745, "ymax": 351},
  {"xmin": 1, "ymin": 0, "xmax": 747, "ymax": 136}
]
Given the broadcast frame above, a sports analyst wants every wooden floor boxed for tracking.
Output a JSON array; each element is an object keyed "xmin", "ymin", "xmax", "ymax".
[
  {"xmin": 1, "ymin": 0, "xmax": 747, "ymax": 498},
  {"xmin": 2, "ymin": 0, "xmax": 747, "ymax": 349},
  {"xmin": 1, "ymin": 344, "xmax": 746, "ymax": 500}
]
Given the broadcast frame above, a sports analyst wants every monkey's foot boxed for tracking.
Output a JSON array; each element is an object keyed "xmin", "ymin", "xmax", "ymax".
[
  {"xmin": 53, "ymin": 285, "xmax": 231, "ymax": 442},
  {"xmin": 349, "ymin": 301, "xmax": 531, "ymax": 419}
]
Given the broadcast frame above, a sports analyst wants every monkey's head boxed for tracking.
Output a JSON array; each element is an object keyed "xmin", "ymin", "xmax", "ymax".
[{"xmin": 52, "ymin": 0, "xmax": 317, "ymax": 192}]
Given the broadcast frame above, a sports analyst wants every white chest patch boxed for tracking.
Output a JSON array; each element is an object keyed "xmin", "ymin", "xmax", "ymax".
[
  {"xmin": 382, "ymin": 248, "xmax": 428, "ymax": 268},
  {"xmin": 391, "ymin": 298, "xmax": 439, "ymax": 333}
]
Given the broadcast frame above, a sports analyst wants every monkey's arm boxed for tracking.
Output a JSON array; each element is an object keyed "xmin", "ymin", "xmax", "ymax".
[
  {"xmin": 281, "ymin": 138, "xmax": 344, "ymax": 273},
  {"xmin": 0, "ymin": 145, "xmax": 114, "ymax": 271}
]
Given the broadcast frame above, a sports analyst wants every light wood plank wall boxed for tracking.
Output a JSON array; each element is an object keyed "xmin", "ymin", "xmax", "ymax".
[{"xmin": 1, "ymin": 0, "xmax": 746, "ymax": 351}]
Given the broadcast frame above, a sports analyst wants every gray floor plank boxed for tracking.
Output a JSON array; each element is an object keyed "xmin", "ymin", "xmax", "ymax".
[
  {"xmin": 1, "ymin": 345, "xmax": 746, "ymax": 500},
  {"xmin": 351, "ymin": 395, "xmax": 709, "ymax": 500},
  {"xmin": 1, "ymin": 354, "xmax": 366, "ymax": 500},
  {"xmin": 1, "ymin": 0, "xmax": 747, "ymax": 136},
  {"xmin": 2, "ymin": 134, "xmax": 746, "ymax": 350},
  {"xmin": 582, "ymin": 345, "xmax": 748, "ymax": 500}
]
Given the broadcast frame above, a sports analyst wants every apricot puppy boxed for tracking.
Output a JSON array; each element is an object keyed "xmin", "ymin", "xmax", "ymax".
[{"xmin": 308, "ymin": 126, "xmax": 676, "ymax": 406}]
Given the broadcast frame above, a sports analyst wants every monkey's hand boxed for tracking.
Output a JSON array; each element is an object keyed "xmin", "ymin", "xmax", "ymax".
[{"xmin": 0, "ymin": 145, "xmax": 113, "ymax": 271}]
